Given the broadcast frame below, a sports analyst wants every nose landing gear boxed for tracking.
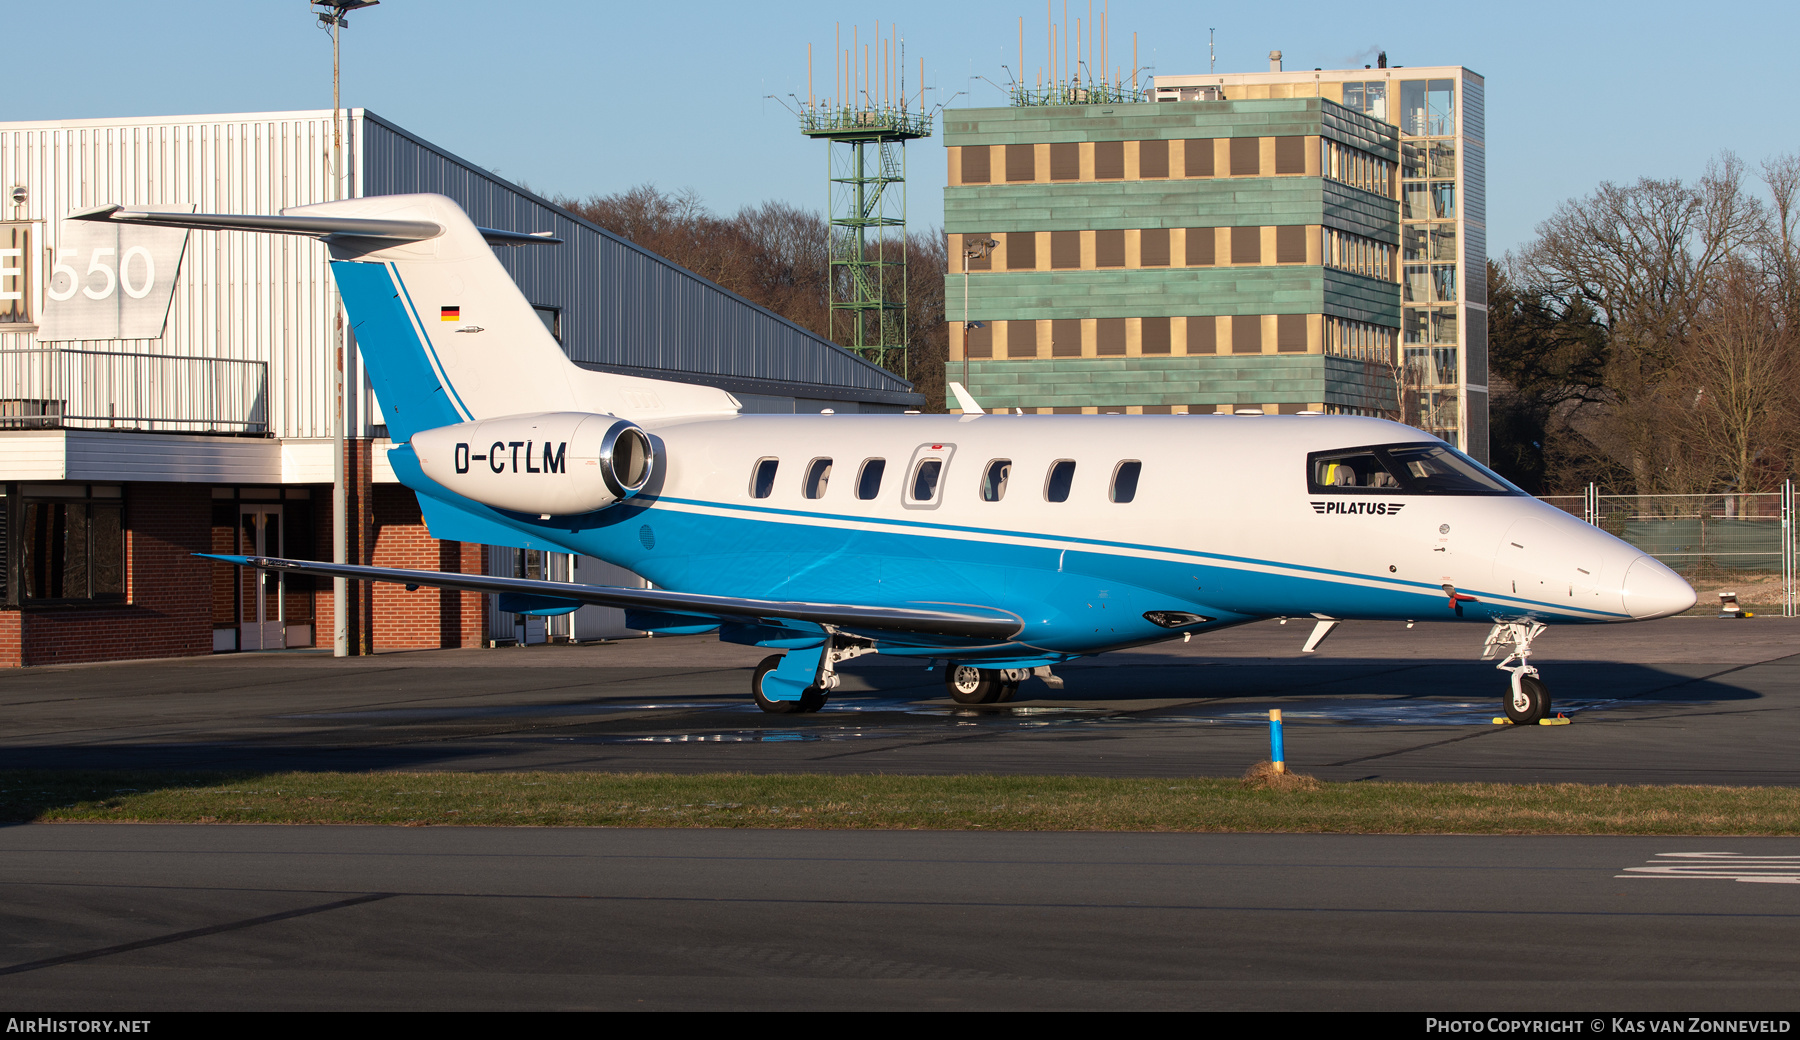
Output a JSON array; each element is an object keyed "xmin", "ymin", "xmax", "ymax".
[{"xmin": 1483, "ymin": 621, "xmax": 1551, "ymax": 724}]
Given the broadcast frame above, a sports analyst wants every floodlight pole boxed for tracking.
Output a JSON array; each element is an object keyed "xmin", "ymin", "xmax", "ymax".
[
  {"xmin": 329, "ymin": 7, "xmax": 348, "ymax": 658},
  {"xmin": 316, "ymin": 1, "xmax": 378, "ymax": 656}
]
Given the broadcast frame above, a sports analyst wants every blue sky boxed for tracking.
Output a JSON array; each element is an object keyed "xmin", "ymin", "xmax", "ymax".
[{"xmin": 9, "ymin": 1, "xmax": 1798, "ymax": 255}]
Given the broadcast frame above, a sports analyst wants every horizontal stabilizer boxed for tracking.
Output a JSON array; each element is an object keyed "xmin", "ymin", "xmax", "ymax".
[
  {"xmin": 67, "ymin": 204, "xmax": 562, "ymax": 247},
  {"xmin": 201, "ymin": 555, "xmax": 1023, "ymax": 640}
]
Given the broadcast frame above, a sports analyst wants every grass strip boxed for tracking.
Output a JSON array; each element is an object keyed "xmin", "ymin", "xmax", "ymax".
[{"xmin": 3, "ymin": 770, "xmax": 1799, "ymax": 834}]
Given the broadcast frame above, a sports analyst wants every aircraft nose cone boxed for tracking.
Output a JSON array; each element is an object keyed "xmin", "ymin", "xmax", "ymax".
[{"xmin": 1621, "ymin": 555, "xmax": 1696, "ymax": 619}]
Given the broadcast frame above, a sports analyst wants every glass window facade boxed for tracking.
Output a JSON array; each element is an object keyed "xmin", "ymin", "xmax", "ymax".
[{"xmin": 1399, "ymin": 76, "xmax": 1461, "ymax": 444}]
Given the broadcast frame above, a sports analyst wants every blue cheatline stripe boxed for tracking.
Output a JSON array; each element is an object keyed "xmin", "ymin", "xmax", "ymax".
[
  {"xmin": 329, "ymin": 261, "xmax": 464, "ymax": 441},
  {"xmin": 388, "ymin": 264, "xmax": 475, "ymax": 424},
  {"xmin": 645, "ymin": 494, "xmax": 1629, "ymax": 620}
]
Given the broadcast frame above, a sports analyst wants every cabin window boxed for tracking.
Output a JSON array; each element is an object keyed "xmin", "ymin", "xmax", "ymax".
[
  {"xmin": 803, "ymin": 458, "xmax": 832, "ymax": 499},
  {"xmin": 1111, "ymin": 461, "xmax": 1142, "ymax": 503},
  {"xmin": 1307, "ymin": 443, "xmax": 1524, "ymax": 496},
  {"xmin": 749, "ymin": 458, "xmax": 779, "ymax": 499},
  {"xmin": 981, "ymin": 459, "xmax": 1011, "ymax": 502},
  {"xmin": 856, "ymin": 458, "xmax": 886, "ymax": 500},
  {"xmin": 910, "ymin": 459, "xmax": 944, "ymax": 503},
  {"xmin": 1045, "ymin": 460, "xmax": 1076, "ymax": 502}
]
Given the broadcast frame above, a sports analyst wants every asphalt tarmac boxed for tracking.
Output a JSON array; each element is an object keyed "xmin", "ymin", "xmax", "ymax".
[
  {"xmin": 4, "ymin": 618, "xmax": 1798, "ymax": 1011},
  {"xmin": 2, "ymin": 617, "xmax": 1797, "ymax": 783},
  {"xmin": 1, "ymin": 826, "xmax": 1796, "ymax": 1011}
]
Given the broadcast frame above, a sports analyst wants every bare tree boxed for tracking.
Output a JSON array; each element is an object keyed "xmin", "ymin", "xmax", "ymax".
[
  {"xmin": 1673, "ymin": 262, "xmax": 1800, "ymax": 494},
  {"xmin": 553, "ymin": 184, "xmax": 948, "ymax": 407},
  {"xmin": 1520, "ymin": 154, "xmax": 1766, "ymax": 496}
]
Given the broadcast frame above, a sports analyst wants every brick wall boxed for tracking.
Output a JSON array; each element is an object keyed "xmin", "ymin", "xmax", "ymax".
[
  {"xmin": 0, "ymin": 450, "xmax": 488, "ymax": 666},
  {"xmin": 369, "ymin": 484, "xmax": 485, "ymax": 650},
  {"xmin": 6, "ymin": 483, "xmax": 214, "ymax": 666}
]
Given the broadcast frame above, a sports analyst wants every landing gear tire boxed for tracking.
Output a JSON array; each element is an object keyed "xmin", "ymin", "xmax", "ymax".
[
  {"xmin": 994, "ymin": 668, "xmax": 1029, "ymax": 703},
  {"xmin": 1504, "ymin": 674, "xmax": 1551, "ymax": 725},
  {"xmin": 946, "ymin": 665, "xmax": 1004, "ymax": 705},
  {"xmin": 752, "ymin": 654, "xmax": 827, "ymax": 714}
]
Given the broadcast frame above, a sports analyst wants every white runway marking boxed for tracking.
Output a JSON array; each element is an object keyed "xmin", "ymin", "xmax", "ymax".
[{"xmin": 1618, "ymin": 852, "xmax": 1800, "ymax": 883}]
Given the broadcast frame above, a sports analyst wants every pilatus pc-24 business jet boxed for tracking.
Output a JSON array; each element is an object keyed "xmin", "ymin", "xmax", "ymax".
[{"xmin": 73, "ymin": 195, "xmax": 1696, "ymax": 724}]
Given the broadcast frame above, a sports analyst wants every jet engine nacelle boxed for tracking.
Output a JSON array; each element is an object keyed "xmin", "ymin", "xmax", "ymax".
[{"xmin": 411, "ymin": 412, "xmax": 654, "ymax": 515}]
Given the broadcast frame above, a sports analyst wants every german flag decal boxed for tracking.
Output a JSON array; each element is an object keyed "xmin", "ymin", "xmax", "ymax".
[{"xmin": 440, "ymin": 306, "xmax": 460, "ymax": 322}]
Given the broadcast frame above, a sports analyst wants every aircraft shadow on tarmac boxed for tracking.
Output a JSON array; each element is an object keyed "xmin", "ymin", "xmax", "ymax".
[{"xmin": 0, "ymin": 655, "xmax": 1765, "ymax": 778}]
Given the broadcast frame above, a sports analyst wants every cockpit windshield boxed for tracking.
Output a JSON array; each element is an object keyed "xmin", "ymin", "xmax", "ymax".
[{"xmin": 1308, "ymin": 443, "xmax": 1524, "ymax": 496}]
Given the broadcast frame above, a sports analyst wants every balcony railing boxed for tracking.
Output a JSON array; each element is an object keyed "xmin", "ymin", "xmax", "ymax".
[{"xmin": 0, "ymin": 348, "xmax": 268, "ymax": 434}]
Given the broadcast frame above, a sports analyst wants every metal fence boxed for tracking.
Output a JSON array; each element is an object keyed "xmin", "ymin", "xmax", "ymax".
[
  {"xmin": 1539, "ymin": 482, "xmax": 1798, "ymax": 617},
  {"xmin": 0, "ymin": 348, "xmax": 267, "ymax": 434}
]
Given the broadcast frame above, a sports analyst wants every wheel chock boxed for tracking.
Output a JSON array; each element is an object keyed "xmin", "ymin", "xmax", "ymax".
[
  {"xmin": 1538, "ymin": 717, "xmax": 1570, "ymax": 725},
  {"xmin": 1491, "ymin": 717, "xmax": 1512, "ymax": 725}
]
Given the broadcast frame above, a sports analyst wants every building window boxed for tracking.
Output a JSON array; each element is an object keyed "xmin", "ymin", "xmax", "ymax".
[
  {"xmin": 1184, "ymin": 139, "xmax": 1214, "ymax": 177},
  {"xmin": 17, "ymin": 487, "xmax": 125, "ymax": 605},
  {"xmin": 1277, "ymin": 314, "xmax": 1308, "ymax": 353},
  {"xmin": 964, "ymin": 322, "xmax": 993, "ymax": 358},
  {"xmin": 1274, "ymin": 137, "xmax": 1306, "ymax": 175},
  {"xmin": 1327, "ymin": 228, "xmax": 1395, "ymax": 280},
  {"xmin": 1229, "ymin": 226, "xmax": 1261, "ymax": 265},
  {"xmin": 1231, "ymin": 316, "xmax": 1262, "ymax": 354},
  {"xmin": 1096, "ymin": 230, "xmax": 1125, "ymax": 268},
  {"xmin": 1006, "ymin": 232, "xmax": 1037, "ymax": 270},
  {"xmin": 532, "ymin": 305, "xmax": 561, "ymax": 343},
  {"xmin": 1094, "ymin": 141, "xmax": 1125, "ymax": 180},
  {"xmin": 962, "ymin": 233, "xmax": 992, "ymax": 271},
  {"xmin": 1405, "ymin": 307, "xmax": 1460, "ymax": 348},
  {"xmin": 1324, "ymin": 140, "xmax": 1395, "ymax": 197},
  {"xmin": 1051, "ymin": 319, "xmax": 1081, "ymax": 357},
  {"xmin": 1188, "ymin": 317, "xmax": 1217, "ymax": 354},
  {"xmin": 1141, "ymin": 316, "xmax": 1171, "ymax": 355},
  {"xmin": 1275, "ymin": 225, "xmax": 1307, "ymax": 264},
  {"xmin": 1050, "ymin": 143, "xmax": 1079, "ymax": 181},
  {"xmin": 1326, "ymin": 317, "xmax": 1398, "ymax": 364},
  {"xmin": 961, "ymin": 146, "xmax": 991, "ymax": 184},
  {"xmin": 856, "ymin": 459, "xmax": 886, "ymax": 500},
  {"xmin": 1140, "ymin": 228, "xmax": 1170, "ymax": 267},
  {"xmin": 1340, "ymin": 81, "xmax": 1388, "ymax": 122},
  {"xmin": 1097, "ymin": 318, "xmax": 1126, "ymax": 356},
  {"xmin": 1139, "ymin": 139, "xmax": 1169, "ymax": 178},
  {"xmin": 1229, "ymin": 137, "xmax": 1261, "ymax": 176},
  {"xmin": 1401, "ymin": 79, "xmax": 1456, "ymax": 137},
  {"xmin": 1051, "ymin": 231, "xmax": 1080, "ymax": 270},
  {"xmin": 1007, "ymin": 320, "xmax": 1038, "ymax": 358},
  {"xmin": 1185, "ymin": 228, "xmax": 1215, "ymax": 266},
  {"xmin": 1006, "ymin": 144, "xmax": 1036, "ymax": 182}
]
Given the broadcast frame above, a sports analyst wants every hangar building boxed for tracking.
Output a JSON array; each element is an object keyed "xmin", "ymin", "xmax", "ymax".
[{"xmin": 0, "ymin": 108, "xmax": 920, "ymax": 666}]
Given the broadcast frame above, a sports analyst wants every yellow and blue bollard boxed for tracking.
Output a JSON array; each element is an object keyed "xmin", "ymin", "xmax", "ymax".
[{"xmin": 1269, "ymin": 708, "xmax": 1286, "ymax": 774}]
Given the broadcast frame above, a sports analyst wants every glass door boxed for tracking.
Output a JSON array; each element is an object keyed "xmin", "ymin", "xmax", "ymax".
[{"xmin": 238, "ymin": 505, "xmax": 284, "ymax": 650}]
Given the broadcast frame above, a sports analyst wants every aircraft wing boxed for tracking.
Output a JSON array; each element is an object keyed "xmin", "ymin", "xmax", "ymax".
[{"xmin": 201, "ymin": 555, "xmax": 1023, "ymax": 640}]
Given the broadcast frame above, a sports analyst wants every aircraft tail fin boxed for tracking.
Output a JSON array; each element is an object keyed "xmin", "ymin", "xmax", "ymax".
[{"xmin": 70, "ymin": 195, "xmax": 739, "ymax": 441}]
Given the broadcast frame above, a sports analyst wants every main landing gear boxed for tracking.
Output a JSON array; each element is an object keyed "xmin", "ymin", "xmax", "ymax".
[
  {"xmin": 945, "ymin": 666, "xmax": 1032, "ymax": 705},
  {"xmin": 1483, "ymin": 621, "xmax": 1552, "ymax": 724},
  {"xmin": 752, "ymin": 654, "xmax": 826, "ymax": 714},
  {"xmin": 750, "ymin": 637, "xmax": 877, "ymax": 714}
]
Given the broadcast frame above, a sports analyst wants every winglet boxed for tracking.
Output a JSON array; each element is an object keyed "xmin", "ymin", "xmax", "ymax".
[{"xmin": 949, "ymin": 382, "xmax": 985, "ymax": 415}]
